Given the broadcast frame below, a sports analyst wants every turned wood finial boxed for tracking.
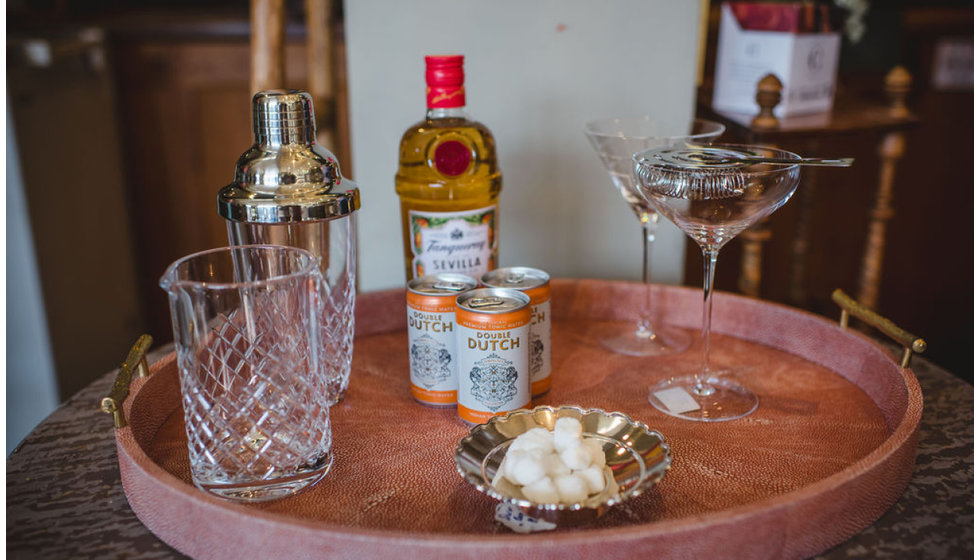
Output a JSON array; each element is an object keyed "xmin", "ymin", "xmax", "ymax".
[
  {"xmin": 306, "ymin": 0, "xmax": 336, "ymax": 148},
  {"xmin": 250, "ymin": 0, "xmax": 286, "ymax": 94},
  {"xmin": 751, "ymin": 73, "xmax": 783, "ymax": 130},
  {"xmin": 884, "ymin": 65, "xmax": 912, "ymax": 119}
]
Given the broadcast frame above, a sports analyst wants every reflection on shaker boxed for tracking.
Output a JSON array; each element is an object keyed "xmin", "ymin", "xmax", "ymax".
[{"xmin": 218, "ymin": 90, "xmax": 360, "ymax": 405}]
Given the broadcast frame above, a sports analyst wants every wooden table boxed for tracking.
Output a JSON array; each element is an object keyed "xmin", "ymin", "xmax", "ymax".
[{"xmin": 7, "ymin": 327, "xmax": 972, "ymax": 559}]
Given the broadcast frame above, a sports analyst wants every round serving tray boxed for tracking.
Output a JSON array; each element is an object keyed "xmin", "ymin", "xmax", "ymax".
[{"xmin": 115, "ymin": 279, "xmax": 921, "ymax": 559}]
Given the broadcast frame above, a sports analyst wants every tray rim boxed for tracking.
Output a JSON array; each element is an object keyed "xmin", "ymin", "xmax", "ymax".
[{"xmin": 115, "ymin": 279, "xmax": 923, "ymax": 558}]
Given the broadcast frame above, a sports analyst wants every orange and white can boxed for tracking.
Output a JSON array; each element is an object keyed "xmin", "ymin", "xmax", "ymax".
[
  {"xmin": 455, "ymin": 288, "xmax": 531, "ymax": 424},
  {"xmin": 407, "ymin": 273, "xmax": 477, "ymax": 407},
  {"xmin": 481, "ymin": 267, "xmax": 552, "ymax": 397}
]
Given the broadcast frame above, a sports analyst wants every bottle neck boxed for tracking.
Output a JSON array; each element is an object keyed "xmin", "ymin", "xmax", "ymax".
[{"xmin": 426, "ymin": 106, "xmax": 468, "ymax": 120}]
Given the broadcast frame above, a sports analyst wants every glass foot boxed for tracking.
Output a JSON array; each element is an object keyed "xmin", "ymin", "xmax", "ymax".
[
  {"xmin": 598, "ymin": 322, "xmax": 690, "ymax": 357},
  {"xmin": 648, "ymin": 376, "xmax": 758, "ymax": 422}
]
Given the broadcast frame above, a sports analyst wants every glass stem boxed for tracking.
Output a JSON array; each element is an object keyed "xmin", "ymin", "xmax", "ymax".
[
  {"xmin": 636, "ymin": 213, "xmax": 659, "ymax": 337},
  {"xmin": 696, "ymin": 247, "xmax": 720, "ymax": 396}
]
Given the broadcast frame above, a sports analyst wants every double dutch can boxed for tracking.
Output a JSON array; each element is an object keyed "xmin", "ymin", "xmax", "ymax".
[
  {"xmin": 481, "ymin": 267, "xmax": 551, "ymax": 397},
  {"xmin": 406, "ymin": 273, "xmax": 478, "ymax": 407},
  {"xmin": 455, "ymin": 288, "xmax": 532, "ymax": 424}
]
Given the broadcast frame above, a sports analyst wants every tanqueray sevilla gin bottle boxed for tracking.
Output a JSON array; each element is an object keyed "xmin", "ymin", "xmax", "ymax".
[{"xmin": 396, "ymin": 55, "xmax": 502, "ymax": 281}]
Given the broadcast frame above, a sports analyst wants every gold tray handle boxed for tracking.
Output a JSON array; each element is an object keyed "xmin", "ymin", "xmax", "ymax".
[
  {"xmin": 832, "ymin": 290, "xmax": 926, "ymax": 368},
  {"xmin": 100, "ymin": 334, "xmax": 154, "ymax": 428}
]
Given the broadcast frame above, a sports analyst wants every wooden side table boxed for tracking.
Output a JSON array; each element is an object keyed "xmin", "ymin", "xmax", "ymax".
[{"xmin": 697, "ymin": 67, "xmax": 918, "ymax": 310}]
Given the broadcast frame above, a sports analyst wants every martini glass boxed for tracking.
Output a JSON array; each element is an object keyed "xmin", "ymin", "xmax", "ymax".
[
  {"xmin": 632, "ymin": 144, "xmax": 801, "ymax": 421},
  {"xmin": 584, "ymin": 117, "xmax": 725, "ymax": 356}
]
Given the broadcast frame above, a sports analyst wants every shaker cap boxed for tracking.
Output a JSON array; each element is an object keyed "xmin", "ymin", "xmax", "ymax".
[
  {"xmin": 218, "ymin": 89, "xmax": 360, "ymax": 224},
  {"xmin": 426, "ymin": 55, "xmax": 466, "ymax": 109},
  {"xmin": 251, "ymin": 90, "xmax": 317, "ymax": 145}
]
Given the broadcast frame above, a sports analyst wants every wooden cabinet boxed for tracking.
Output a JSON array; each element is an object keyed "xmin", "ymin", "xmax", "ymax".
[
  {"xmin": 8, "ymin": 7, "xmax": 349, "ymax": 397},
  {"xmin": 8, "ymin": 29, "xmax": 145, "ymax": 400},
  {"xmin": 109, "ymin": 22, "xmax": 316, "ymax": 342}
]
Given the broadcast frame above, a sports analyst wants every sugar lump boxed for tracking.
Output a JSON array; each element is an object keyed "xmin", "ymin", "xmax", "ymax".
[{"xmin": 492, "ymin": 417, "xmax": 612, "ymax": 506}]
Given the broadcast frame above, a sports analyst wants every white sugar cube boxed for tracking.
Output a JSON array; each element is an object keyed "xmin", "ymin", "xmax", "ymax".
[
  {"xmin": 502, "ymin": 450, "xmax": 521, "ymax": 483},
  {"xmin": 543, "ymin": 452, "xmax": 572, "ymax": 478},
  {"xmin": 575, "ymin": 465, "xmax": 606, "ymax": 494},
  {"xmin": 584, "ymin": 437, "xmax": 606, "ymax": 467},
  {"xmin": 559, "ymin": 441, "xmax": 593, "ymax": 470},
  {"xmin": 553, "ymin": 473, "xmax": 589, "ymax": 504},
  {"xmin": 509, "ymin": 427, "xmax": 555, "ymax": 454},
  {"xmin": 553, "ymin": 417, "xmax": 583, "ymax": 451},
  {"xmin": 522, "ymin": 476, "xmax": 560, "ymax": 505},
  {"xmin": 554, "ymin": 417, "xmax": 583, "ymax": 436},
  {"xmin": 553, "ymin": 433, "xmax": 578, "ymax": 453},
  {"xmin": 506, "ymin": 449, "xmax": 548, "ymax": 486}
]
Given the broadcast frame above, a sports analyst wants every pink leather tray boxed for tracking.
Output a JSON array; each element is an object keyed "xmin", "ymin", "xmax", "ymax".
[{"xmin": 115, "ymin": 279, "xmax": 921, "ymax": 559}]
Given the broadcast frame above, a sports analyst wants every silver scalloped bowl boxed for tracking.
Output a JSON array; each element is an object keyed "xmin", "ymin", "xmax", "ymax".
[{"xmin": 454, "ymin": 405, "xmax": 671, "ymax": 525}]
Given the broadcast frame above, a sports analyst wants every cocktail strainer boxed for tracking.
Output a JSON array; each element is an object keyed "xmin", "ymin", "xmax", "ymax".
[{"xmin": 634, "ymin": 145, "xmax": 850, "ymax": 200}]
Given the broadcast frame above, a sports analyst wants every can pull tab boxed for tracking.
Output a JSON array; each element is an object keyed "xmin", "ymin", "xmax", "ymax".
[
  {"xmin": 505, "ymin": 273, "xmax": 526, "ymax": 285},
  {"xmin": 469, "ymin": 297, "xmax": 504, "ymax": 309},
  {"xmin": 433, "ymin": 281, "xmax": 469, "ymax": 292}
]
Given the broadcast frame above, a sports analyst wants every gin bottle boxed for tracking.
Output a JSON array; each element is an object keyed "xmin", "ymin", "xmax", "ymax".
[{"xmin": 395, "ymin": 55, "xmax": 502, "ymax": 281}]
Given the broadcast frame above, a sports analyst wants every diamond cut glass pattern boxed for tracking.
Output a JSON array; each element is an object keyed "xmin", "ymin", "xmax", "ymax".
[
  {"xmin": 226, "ymin": 216, "xmax": 357, "ymax": 405},
  {"xmin": 161, "ymin": 246, "xmax": 335, "ymax": 501},
  {"xmin": 319, "ymin": 221, "xmax": 356, "ymax": 404}
]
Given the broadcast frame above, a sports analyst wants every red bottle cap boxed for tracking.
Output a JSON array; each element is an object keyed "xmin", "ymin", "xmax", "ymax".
[{"xmin": 425, "ymin": 55, "xmax": 466, "ymax": 109}]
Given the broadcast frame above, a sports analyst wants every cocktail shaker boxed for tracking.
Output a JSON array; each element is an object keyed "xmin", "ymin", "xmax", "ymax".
[{"xmin": 218, "ymin": 90, "xmax": 360, "ymax": 404}]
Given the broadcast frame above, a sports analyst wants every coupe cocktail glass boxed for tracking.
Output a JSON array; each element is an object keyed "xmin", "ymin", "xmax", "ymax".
[
  {"xmin": 584, "ymin": 117, "xmax": 724, "ymax": 356},
  {"xmin": 633, "ymin": 144, "xmax": 801, "ymax": 421}
]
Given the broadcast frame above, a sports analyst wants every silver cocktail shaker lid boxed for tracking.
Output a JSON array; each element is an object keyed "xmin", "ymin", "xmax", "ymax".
[{"xmin": 218, "ymin": 90, "xmax": 360, "ymax": 224}]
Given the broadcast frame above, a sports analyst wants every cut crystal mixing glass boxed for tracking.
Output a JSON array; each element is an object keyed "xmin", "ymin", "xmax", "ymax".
[
  {"xmin": 160, "ymin": 245, "xmax": 334, "ymax": 501},
  {"xmin": 584, "ymin": 117, "xmax": 724, "ymax": 356},
  {"xmin": 633, "ymin": 144, "xmax": 801, "ymax": 421}
]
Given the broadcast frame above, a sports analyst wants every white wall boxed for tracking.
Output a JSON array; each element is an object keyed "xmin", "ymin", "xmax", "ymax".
[
  {"xmin": 6, "ymin": 100, "xmax": 60, "ymax": 455},
  {"xmin": 344, "ymin": 0, "xmax": 702, "ymax": 292}
]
